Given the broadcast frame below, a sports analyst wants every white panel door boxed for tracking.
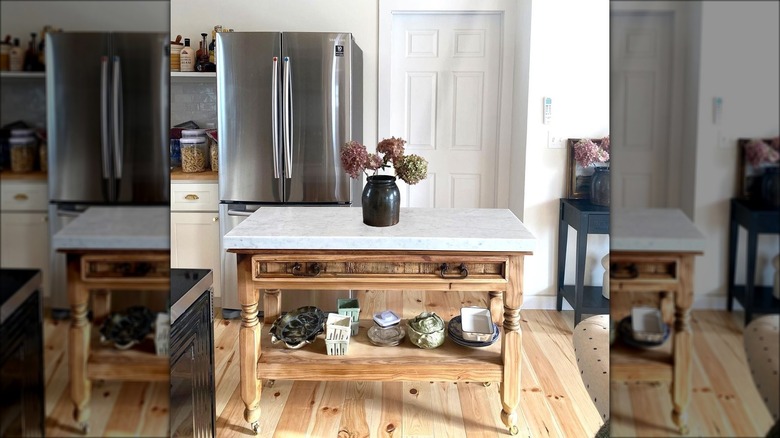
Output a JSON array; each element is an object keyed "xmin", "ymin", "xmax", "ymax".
[
  {"xmin": 389, "ymin": 13, "xmax": 502, "ymax": 208},
  {"xmin": 0, "ymin": 212, "xmax": 49, "ymax": 296},
  {"xmin": 611, "ymin": 12, "xmax": 674, "ymax": 208},
  {"xmin": 170, "ymin": 212, "xmax": 221, "ymax": 298}
]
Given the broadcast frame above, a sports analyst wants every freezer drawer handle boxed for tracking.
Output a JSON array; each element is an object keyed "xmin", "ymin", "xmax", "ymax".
[
  {"xmin": 226, "ymin": 210, "xmax": 253, "ymax": 217},
  {"xmin": 439, "ymin": 263, "xmax": 469, "ymax": 279},
  {"xmin": 291, "ymin": 262, "xmax": 321, "ymax": 277},
  {"xmin": 13, "ymin": 193, "xmax": 28, "ymax": 201},
  {"xmin": 184, "ymin": 194, "xmax": 200, "ymax": 200}
]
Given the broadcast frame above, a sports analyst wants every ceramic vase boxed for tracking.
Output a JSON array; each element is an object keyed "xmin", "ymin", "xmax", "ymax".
[
  {"xmin": 362, "ymin": 175, "xmax": 400, "ymax": 227},
  {"xmin": 590, "ymin": 166, "xmax": 610, "ymax": 206}
]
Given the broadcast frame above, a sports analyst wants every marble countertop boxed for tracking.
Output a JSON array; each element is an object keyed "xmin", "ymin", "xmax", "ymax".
[
  {"xmin": 611, "ymin": 208, "xmax": 705, "ymax": 252},
  {"xmin": 52, "ymin": 206, "xmax": 169, "ymax": 250},
  {"xmin": 224, "ymin": 207, "xmax": 536, "ymax": 252}
]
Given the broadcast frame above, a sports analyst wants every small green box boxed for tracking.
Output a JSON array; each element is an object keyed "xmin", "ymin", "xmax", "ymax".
[{"xmin": 337, "ymin": 298, "xmax": 360, "ymax": 322}]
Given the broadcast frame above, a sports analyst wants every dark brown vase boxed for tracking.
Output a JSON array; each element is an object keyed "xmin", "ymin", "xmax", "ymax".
[{"xmin": 362, "ymin": 175, "xmax": 400, "ymax": 227}]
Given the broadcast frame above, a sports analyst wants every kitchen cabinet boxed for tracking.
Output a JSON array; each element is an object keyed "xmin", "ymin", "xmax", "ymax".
[
  {"xmin": 0, "ymin": 177, "xmax": 49, "ymax": 297},
  {"xmin": 170, "ymin": 176, "xmax": 221, "ymax": 301}
]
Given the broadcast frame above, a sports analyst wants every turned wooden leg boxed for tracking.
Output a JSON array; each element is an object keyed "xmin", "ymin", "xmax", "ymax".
[
  {"xmin": 672, "ymin": 255, "xmax": 694, "ymax": 435},
  {"xmin": 237, "ymin": 254, "xmax": 261, "ymax": 434},
  {"xmin": 489, "ymin": 291, "xmax": 504, "ymax": 325},
  {"xmin": 67, "ymin": 254, "xmax": 91, "ymax": 432},
  {"xmin": 263, "ymin": 289, "xmax": 281, "ymax": 324},
  {"xmin": 500, "ymin": 255, "xmax": 524, "ymax": 435}
]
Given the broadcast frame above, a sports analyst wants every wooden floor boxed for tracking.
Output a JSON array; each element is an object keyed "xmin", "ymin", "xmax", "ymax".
[
  {"xmin": 610, "ymin": 310, "xmax": 774, "ymax": 437},
  {"xmin": 40, "ymin": 296, "xmax": 772, "ymax": 437}
]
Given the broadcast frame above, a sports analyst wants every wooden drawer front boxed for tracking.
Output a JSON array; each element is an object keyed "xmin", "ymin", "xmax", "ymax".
[
  {"xmin": 81, "ymin": 254, "xmax": 170, "ymax": 284},
  {"xmin": 0, "ymin": 182, "xmax": 47, "ymax": 211},
  {"xmin": 253, "ymin": 259, "xmax": 506, "ymax": 281},
  {"xmin": 170, "ymin": 183, "xmax": 218, "ymax": 211},
  {"xmin": 610, "ymin": 257, "xmax": 678, "ymax": 285}
]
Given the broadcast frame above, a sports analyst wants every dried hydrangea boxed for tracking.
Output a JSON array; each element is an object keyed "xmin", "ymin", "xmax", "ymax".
[
  {"xmin": 745, "ymin": 139, "xmax": 780, "ymax": 167},
  {"xmin": 377, "ymin": 136, "xmax": 406, "ymax": 163},
  {"xmin": 340, "ymin": 141, "xmax": 368, "ymax": 179},
  {"xmin": 600, "ymin": 135, "xmax": 610, "ymax": 153},
  {"xmin": 771, "ymin": 136, "xmax": 780, "ymax": 151},
  {"xmin": 340, "ymin": 137, "xmax": 428, "ymax": 184},
  {"xmin": 394, "ymin": 154, "xmax": 428, "ymax": 185},
  {"xmin": 573, "ymin": 138, "xmax": 610, "ymax": 168}
]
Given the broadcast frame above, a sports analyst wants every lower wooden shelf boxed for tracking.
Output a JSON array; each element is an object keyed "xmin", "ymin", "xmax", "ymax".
[
  {"xmin": 88, "ymin": 333, "xmax": 169, "ymax": 382},
  {"xmin": 611, "ymin": 337, "xmax": 673, "ymax": 382},
  {"xmin": 257, "ymin": 319, "xmax": 503, "ymax": 382}
]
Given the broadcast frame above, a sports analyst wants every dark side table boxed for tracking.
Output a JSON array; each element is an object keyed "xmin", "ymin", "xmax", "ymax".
[
  {"xmin": 556, "ymin": 198, "xmax": 610, "ymax": 325},
  {"xmin": 727, "ymin": 198, "xmax": 780, "ymax": 324},
  {"xmin": 1, "ymin": 269, "xmax": 44, "ymax": 437},
  {"xmin": 170, "ymin": 268, "xmax": 216, "ymax": 438}
]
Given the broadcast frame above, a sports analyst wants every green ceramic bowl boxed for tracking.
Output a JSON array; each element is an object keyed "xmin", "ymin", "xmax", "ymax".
[{"xmin": 406, "ymin": 312, "xmax": 445, "ymax": 349}]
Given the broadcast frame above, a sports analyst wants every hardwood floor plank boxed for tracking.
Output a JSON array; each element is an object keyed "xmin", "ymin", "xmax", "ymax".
[
  {"xmin": 310, "ymin": 381, "xmax": 347, "ymax": 437},
  {"xmin": 377, "ymin": 382, "xmax": 404, "ymax": 437},
  {"xmin": 273, "ymin": 381, "xmax": 320, "ymax": 436},
  {"xmin": 402, "ymin": 381, "xmax": 435, "ymax": 437},
  {"xmin": 430, "ymin": 382, "xmax": 468, "ymax": 438},
  {"xmin": 457, "ymin": 381, "xmax": 502, "ymax": 438}
]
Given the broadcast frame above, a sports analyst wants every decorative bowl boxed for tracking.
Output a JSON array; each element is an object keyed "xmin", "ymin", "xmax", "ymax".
[
  {"xmin": 447, "ymin": 315, "xmax": 500, "ymax": 348},
  {"xmin": 459, "ymin": 307, "xmax": 494, "ymax": 342},
  {"xmin": 269, "ymin": 306, "xmax": 326, "ymax": 349},
  {"xmin": 367, "ymin": 324, "xmax": 406, "ymax": 347},
  {"xmin": 406, "ymin": 312, "xmax": 445, "ymax": 349},
  {"xmin": 618, "ymin": 315, "xmax": 670, "ymax": 348},
  {"xmin": 99, "ymin": 306, "xmax": 155, "ymax": 350}
]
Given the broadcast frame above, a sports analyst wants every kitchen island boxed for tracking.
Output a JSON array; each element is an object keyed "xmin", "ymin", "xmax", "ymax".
[
  {"xmin": 223, "ymin": 207, "xmax": 535, "ymax": 435},
  {"xmin": 609, "ymin": 208, "xmax": 705, "ymax": 435},
  {"xmin": 52, "ymin": 206, "xmax": 170, "ymax": 434}
]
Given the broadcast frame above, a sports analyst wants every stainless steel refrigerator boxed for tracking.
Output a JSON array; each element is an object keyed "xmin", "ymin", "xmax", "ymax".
[
  {"xmin": 46, "ymin": 32, "xmax": 169, "ymax": 316},
  {"xmin": 217, "ymin": 32, "xmax": 362, "ymax": 316}
]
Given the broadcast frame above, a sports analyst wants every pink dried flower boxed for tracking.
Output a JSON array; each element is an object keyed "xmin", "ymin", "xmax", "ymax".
[
  {"xmin": 365, "ymin": 153, "xmax": 383, "ymax": 172},
  {"xmin": 340, "ymin": 141, "xmax": 369, "ymax": 178},
  {"xmin": 377, "ymin": 136, "xmax": 406, "ymax": 163},
  {"xmin": 744, "ymin": 139, "xmax": 780, "ymax": 167},
  {"xmin": 600, "ymin": 135, "xmax": 610, "ymax": 152},
  {"xmin": 573, "ymin": 138, "xmax": 610, "ymax": 168},
  {"xmin": 771, "ymin": 136, "xmax": 779, "ymax": 151}
]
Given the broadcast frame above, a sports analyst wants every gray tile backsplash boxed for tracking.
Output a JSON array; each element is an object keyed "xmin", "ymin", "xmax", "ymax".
[
  {"xmin": 171, "ymin": 79, "xmax": 217, "ymax": 128},
  {"xmin": 0, "ymin": 79, "xmax": 47, "ymax": 128}
]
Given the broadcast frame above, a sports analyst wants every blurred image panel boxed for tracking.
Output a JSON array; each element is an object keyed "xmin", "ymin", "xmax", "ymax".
[
  {"xmin": 0, "ymin": 1, "xmax": 171, "ymax": 436},
  {"xmin": 609, "ymin": 1, "xmax": 779, "ymax": 437}
]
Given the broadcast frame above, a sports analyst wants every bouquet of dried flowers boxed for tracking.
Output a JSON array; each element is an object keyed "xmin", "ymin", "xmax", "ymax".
[
  {"xmin": 573, "ymin": 136, "xmax": 610, "ymax": 168},
  {"xmin": 744, "ymin": 138, "xmax": 780, "ymax": 167},
  {"xmin": 340, "ymin": 137, "xmax": 428, "ymax": 185}
]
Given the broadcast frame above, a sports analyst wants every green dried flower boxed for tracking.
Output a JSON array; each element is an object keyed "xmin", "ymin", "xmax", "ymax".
[{"xmin": 395, "ymin": 154, "xmax": 428, "ymax": 185}]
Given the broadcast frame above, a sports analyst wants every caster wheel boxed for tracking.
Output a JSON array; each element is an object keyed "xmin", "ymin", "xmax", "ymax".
[
  {"xmin": 251, "ymin": 421, "xmax": 259, "ymax": 435},
  {"xmin": 267, "ymin": 379, "xmax": 276, "ymax": 388},
  {"xmin": 483, "ymin": 382, "xmax": 492, "ymax": 387},
  {"xmin": 508, "ymin": 425, "xmax": 519, "ymax": 436},
  {"xmin": 78, "ymin": 422, "xmax": 90, "ymax": 435}
]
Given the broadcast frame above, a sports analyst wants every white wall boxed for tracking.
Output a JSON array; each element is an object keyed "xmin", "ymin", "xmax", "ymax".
[
  {"xmin": 171, "ymin": 0, "xmax": 378, "ymax": 146},
  {"xmin": 521, "ymin": 0, "xmax": 611, "ymax": 299},
  {"xmin": 0, "ymin": 1, "xmax": 168, "ymax": 35},
  {"xmin": 692, "ymin": 1, "xmax": 779, "ymax": 300}
]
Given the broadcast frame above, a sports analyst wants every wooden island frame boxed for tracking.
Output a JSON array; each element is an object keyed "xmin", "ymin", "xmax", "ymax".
[{"xmin": 231, "ymin": 248, "xmax": 531, "ymax": 436}]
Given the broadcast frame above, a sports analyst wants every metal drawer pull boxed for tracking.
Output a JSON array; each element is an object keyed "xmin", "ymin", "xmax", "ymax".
[
  {"xmin": 440, "ymin": 263, "xmax": 469, "ymax": 279},
  {"xmin": 291, "ymin": 262, "xmax": 321, "ymax": 277},
  {"xmin": 13, "ymin": 193, "xmax": 28, "ymax": 201},
  {"xmin": 212, "ymin": 217, "xmax": 219, "ymax": 222},
  {"xmin": 184, "ymin": 194, "xmax": 200, "ymax": 200},
  {"xmin": 610, "ymin": 262, "xmax": 639, "ymax": 279}
]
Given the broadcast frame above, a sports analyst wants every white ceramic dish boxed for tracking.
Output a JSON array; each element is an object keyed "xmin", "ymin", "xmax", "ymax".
[
  {"xmin": 373, "ymin": 310, "xmax": 401, "ymax": 327},
  {"xmin": 631, "ymin": 307, "xmax": 665, "ymax": 343},
  {"xmin": 460, "ymin": 307, "xmax": 494, "ymax": 342}
]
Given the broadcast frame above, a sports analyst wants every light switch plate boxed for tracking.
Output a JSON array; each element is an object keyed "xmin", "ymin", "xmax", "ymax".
[{"xmin": 548, "ymin": 131, "xmax": 565, "ymax": 149}]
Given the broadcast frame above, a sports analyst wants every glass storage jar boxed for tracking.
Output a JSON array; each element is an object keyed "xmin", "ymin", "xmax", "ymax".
[
  {"xmin": 9, "ymin": 136, "xmax": 37, "ymax": 172},
  {"xmin": 180, "ymin": 137, "xmax": 208, "ymax": 173},
  {"xmin": 181, "ymin": 129, "xmax": 207, "ymax": 138}
]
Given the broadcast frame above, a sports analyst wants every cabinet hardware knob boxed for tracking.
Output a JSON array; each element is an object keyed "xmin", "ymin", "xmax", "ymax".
[
  {"xmin": 13, "ymin": 193, "xmax": 28, "ymax": 201},
  {"xmin": 184, "ymin": 194, "xmax": 199, "ymax": 200},
  {"xmin": 291, "ymin": 262, "xmax": 322, "ymax": 277},
  {"xmin": 439, "ymin": 263, "xmax": 469, "ymax": 279},
  {"xmin": 43, "ymin": 216, "xmax": 48, "ymax": 222},
  {"xmin": 212, "ymin": 217, "xmax": 219, "ymax": 222}
]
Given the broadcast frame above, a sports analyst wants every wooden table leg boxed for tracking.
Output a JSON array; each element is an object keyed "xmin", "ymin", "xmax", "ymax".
[
  {"xmin": 489, "ymin": 291, "xmax": 504, "ymax": 326},
  {"xmin": 264, "ymin": 289, "xmax": 281, "ymax": 324},
  {"xmin": 67, "ymin": 254, "xmax": 91, "ymax": 434},
  {"xmin": 500, "ymin": 256, "xmax": 523, "ymax": 436},
  {"xmin": 237, "ymin": 254, "xmax": 262, "ymax": 435},
  {"xmin": 671, "ymin": 254, "xmax": 694, "ymax": 435}
]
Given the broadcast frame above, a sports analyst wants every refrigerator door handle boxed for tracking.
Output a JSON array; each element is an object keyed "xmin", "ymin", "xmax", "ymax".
[
  {"xmin": 226, "ymin": 209, "xmax": 253, "ymax": 217},
  {"xmin": 100, "ymin": 56, "xmax": 111, "ymax": 181},
  {"xmin": 283, "ymin": 56, "xmax": 292, "ymax": 178},
  {"xmin": 111, "ymin": 56, "xmax": 124, "ymax": 179},
  {"xmin": 271, "ymin": 57, "xmax": 280, "ymax": 179}
]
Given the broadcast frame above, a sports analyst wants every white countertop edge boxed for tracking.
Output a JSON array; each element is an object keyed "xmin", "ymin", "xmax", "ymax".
[
  {"xmin": 223, "ymin": 236, "xmax": 536, "ymax": 253},
  {"xmin": 611, "ymin": 237, "xmax": 706, "ymax": 253},
  {"xmin": 52, "ymin": 236, "xmax": 170, "ymax": 251}
]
